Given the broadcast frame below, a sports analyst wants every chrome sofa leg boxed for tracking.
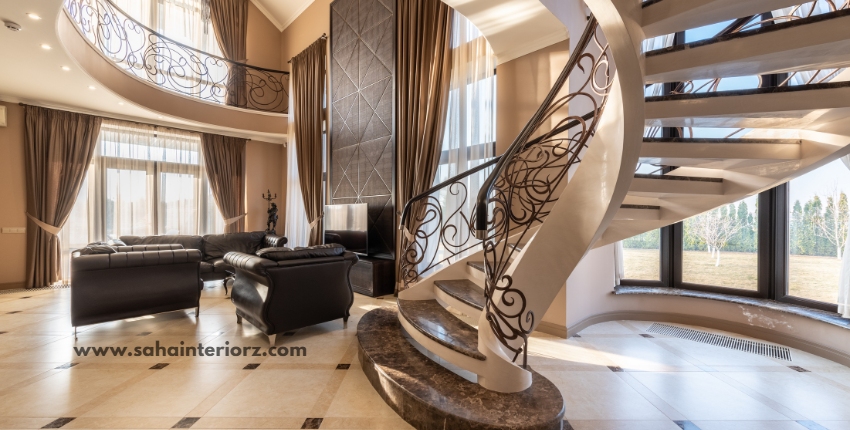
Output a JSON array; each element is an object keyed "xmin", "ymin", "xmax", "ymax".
[
  {"xmin": 236, "ymin": 314, "xmax": 242, "ymax": 324},
  {"xmin": 195, "ymin": 307, "xmax": 200, "ymax": 317},
  {"xmin": 73, "ymin": 326, "xmax": 77, "ymax": 340},
  {"xmin": 268, "ymin": 334, "xmax": 276, "ymax": 347},
  {"xmin": 343, "ymin": 315, "xmax": 349, "ymax": 328}
]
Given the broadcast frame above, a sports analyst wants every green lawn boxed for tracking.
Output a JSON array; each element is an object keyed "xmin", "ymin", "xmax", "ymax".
[{"xmin": 623, "ymin": 248, "xmax": 840, "ymax": 304}]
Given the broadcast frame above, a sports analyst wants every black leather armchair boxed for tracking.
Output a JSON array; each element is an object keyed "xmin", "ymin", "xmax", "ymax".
[
  {"xmin": 225, "ymin": 245, "xmax": 358, "ymax": 345},
  {"xmin": 71, "ymin": 247, "xmax": 203, "ymax": 331}
]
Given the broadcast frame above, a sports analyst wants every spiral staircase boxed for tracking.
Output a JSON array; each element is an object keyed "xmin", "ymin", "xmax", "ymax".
[{"xmin": 357, "ymin": 0, "xmax": 850, "ymax": 428}]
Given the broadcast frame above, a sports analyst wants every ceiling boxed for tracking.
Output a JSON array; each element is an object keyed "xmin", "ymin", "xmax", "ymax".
[
  {"xmin": 250, "ymin": 0, "xmax": 315, "ymax": 32},
  {"xmin": 0, "ymin": 0, "xmax": 285, "ymax": 142}
]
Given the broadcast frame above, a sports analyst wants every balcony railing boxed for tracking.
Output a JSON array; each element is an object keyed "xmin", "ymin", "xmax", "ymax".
[{"xmin": 64, "ymin": 0, "xmax": 289, "ymax": 114}]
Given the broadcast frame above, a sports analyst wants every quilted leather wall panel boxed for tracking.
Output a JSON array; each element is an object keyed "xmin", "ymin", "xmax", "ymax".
[{"xmin": 330, "ymin": 0, "xmax": 396, "ymax": 259}]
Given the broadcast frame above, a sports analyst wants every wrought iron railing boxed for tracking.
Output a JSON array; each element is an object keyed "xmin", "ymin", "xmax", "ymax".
[
  {"xmin": 398, "ymin": 158, "xmax": 499, "ymax": 287},
  {"xmin": 64, "ymin": 0, "xmax": 289, "ymax": 113},
  {"xmin": 472, "ymin": 17, "xmax": 611, "ymax": 367}
]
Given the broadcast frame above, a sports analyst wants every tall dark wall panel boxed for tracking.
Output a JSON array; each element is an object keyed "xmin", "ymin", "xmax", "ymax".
[{"xmin": 330, "ymin": 0, "xmax": 395, "ymax": 259}]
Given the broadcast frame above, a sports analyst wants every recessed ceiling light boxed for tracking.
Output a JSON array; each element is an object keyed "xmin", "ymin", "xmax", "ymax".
[
  {"xmin": 40, "ymin": 43, "xmax": 51, "ymax": 50},
  {"xmin": 61, "ymin": 65, "xmax": 70, "ymax": 71},
  {"xmin": 27, "ymin": 13, "xmax": 41, "ymax": 20},
  {"xmin": 157, "ymin": 115, "xmax": 164, "ymax": 119},
  {"xmin": 118, "ymin": 102, "xmax": 125, "ymax": 106},
  {"xmin": 88, "ymin": 85, "xmax": 96, "ymax": 90}
]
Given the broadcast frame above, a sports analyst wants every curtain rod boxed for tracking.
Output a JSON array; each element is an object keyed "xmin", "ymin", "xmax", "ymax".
[{"xmin": 287, "ymin": 33, "xmax": 328, "ymax": 64}]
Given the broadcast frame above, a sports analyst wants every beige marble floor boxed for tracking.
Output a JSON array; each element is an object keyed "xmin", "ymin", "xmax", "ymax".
[{"xmin": 0, "ymin": 285, "xmax": 847, "ymax": 430}]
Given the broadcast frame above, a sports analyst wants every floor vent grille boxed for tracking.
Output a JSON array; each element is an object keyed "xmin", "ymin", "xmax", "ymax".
[{"xmin": 647, "ymin": 323, "xmax": 792, "ymax": 361}]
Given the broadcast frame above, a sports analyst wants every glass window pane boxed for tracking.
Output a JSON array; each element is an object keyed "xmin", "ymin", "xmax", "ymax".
[
  {"xmin": 788, "ymin": 159, "xmax": 850, "ymax": 304},
  {"xmin": 159, "ymin": 172, "xmax": 198, "ymax": 235},
  {"xmin": 106, "ymin": 168, "xmax": 150, "ymax": 238},
  {"xmin": 682, "ymin": 195, "xmax": 759, "ymax": 290},
  {"xmin": 623, "ymin": 229, "xmax": 660, "ymax": 281}
]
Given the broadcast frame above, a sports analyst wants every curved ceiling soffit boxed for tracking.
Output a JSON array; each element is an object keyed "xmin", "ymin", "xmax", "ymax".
[
  {"xmin": 55, "ymin": 3, "xmax": 287, "ymax": 140},
  {"xmin": 443, "ymin": 0, "xmax": 568, "ymax": 64}
]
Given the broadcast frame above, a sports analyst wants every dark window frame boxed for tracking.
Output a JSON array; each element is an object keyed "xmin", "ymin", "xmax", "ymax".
[{"xmin": 620, "ymin": 21, "xmax": 841, "ymax": 313}]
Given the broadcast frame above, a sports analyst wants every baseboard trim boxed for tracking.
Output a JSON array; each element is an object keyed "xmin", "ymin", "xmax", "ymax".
[
  {"xmin": 566, "ymin": 311, "xmax": 850, "ymax": 367},
  {"xmin": 536, "ymin": 321, "xmax": 568, "ymax": 338},
  {"xmin": 0, "ymin": 282, "xmax": 25, "ymax": 291}
]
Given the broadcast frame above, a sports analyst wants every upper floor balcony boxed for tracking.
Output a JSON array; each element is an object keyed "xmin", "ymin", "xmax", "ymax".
[{"xmin": 60, "ymin": 0, "xmax": 288, "ymax": 137}]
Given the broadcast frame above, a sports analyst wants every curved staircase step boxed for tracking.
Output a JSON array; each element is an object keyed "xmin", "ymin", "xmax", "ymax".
[
  {"xmin": 467, "ymin": 261, "xmax": 486, "ymax": 273},
  {"xmin": 434, "ymin": 279, "xmax": 485, "ymax": 311},
  {"xmin": 645, "ymin": 9, "xmax": 850, "ymax": 83},
  {"xmin": 642, "ymin": 0, "xmax": 801, "ymax": 37},
  {"xmin": 358, "ymin": 306, "xmax": 565, "ymax": 430},
  {"xmin": 397, "ymin": 299, "xmax": 485, "ymax": 361}
]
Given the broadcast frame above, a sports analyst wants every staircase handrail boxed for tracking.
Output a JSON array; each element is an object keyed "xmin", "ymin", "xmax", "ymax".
[{"xmin": 64, "ymin": 0, "xmax": 289, "ymax": 113}]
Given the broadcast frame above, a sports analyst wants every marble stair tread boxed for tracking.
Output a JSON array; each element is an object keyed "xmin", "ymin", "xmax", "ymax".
[
  {"xmin": 467, "ymin": 261, "xmax": 485, "ymax": 273},
  {"xmin": 643, "ymin": 137, "xmax": 802, "ymax": 144},
  {"xmin": 357, "ymin": 306, "xmax": 564, "ymax": 430},
  {"xmin": 633, "ymin": 173, "xmax": 723, "ymax": 182},
  {"xmin": 434, "ymin": 279, "xmax": 485, "ymax": 311},
  {"xmin": 397, "ymin": 299, "xmax": 485, "ymax": 361}
]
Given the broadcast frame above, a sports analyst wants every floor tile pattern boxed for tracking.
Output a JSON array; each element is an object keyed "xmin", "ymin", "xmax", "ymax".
[{"xmin": 0, "ymin": 284, "xmax": 845, "ymax": 429}]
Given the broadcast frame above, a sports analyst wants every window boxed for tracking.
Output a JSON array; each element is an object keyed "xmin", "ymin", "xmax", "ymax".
[
  {"xmin": 682, "ymin": 196, "xmax": 759, "ymax": 290},
  {"xmin": 788, "ymin": 159, "xmax": 850, "ymax": 305},
  {"xmin": 59, "ymin": 121, "xmax": 223, "ymax": 281},
  {"xmin": 622, "ymin": 229, "xmax": 661, "ymax": 281}
]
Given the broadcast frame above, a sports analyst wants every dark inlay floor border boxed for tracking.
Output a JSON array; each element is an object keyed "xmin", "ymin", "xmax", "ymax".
[
  {"xmin": 789, "ymin": 366, "xmax": 810, "ymax": 372},
  {"xmin": 640, "ymin": 334, "xmax": 654, "ymax": 338},
  {"xmin": 55, "ymin": 363, "xmax": 77, "ymax": 370},
  {"xmin": 137, "ymin": 332, "xmax": 152, "ymax": 336},
  {"xmin": 243, "ymin": 363, "xmax": 260, "ymax": 370},
  {"xmin": 615, "ymin": 285, "xmax": 850, "ymax": 330},
  {"xmin": 336, "ymin": 363, "xmax": 350, "ymax": 370},
  {"xmin": 301, "ymin": 417, "xmax": 323, "ymax": 429},
  {"xmin": 172, "ymin": 417, "xmax": 200, "ymax": 428},
  {"xmin": 608, "ymin": 366, "xmax": 624, "ymax": 372},
  {"xmin": 150, "ymin": 363, "xmax": 169, "ymax": 370},
  {"xmin": 41, "ymin": 418, "xmax": 75, "ymax": 429},
  {"xmin": 7, "ymin": 311, "xmax": 20, "ymax": 314}
]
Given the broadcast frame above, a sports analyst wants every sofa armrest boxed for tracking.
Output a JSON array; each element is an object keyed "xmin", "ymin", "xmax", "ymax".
[
  {"xmin": 72, "ymin": 249, "xmax": 202, "ymax": 272},
  {"xmin": 224, "ymin": 252, "xmax": 278, "ymax": 273},
  {"xmin": 263, "ymin": 234, "xmax": 288, "ymax": 248}
]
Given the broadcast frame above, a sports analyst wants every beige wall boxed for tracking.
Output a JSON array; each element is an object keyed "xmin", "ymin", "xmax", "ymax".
[
  {"xmin": 0, "ymin": 102, "xmax": 27, "ymax": 289},
  {"xmin": 245, "ymin": 140, "xmax": 285, "ymax": 233},
  {"xmin": 495, "ymin": 40, "xmax": 570, "ymax": 155},
  {"xmin": 280, "ymin": 0, "xmax": 331, "ymax": 67},
  {"xmin": 247, "ymin": 3, "xmax": 282, "ymax": 70}
]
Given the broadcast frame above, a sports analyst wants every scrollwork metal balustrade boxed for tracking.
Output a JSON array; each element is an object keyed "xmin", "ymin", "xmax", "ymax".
[
  {"xmin": 64, "ymin": 0, "xmax": 289, "ymax": 113},
  {"xmin": 472, "ymin": 17, "xmax": 612, "ymax": 368},
  {"xmin": 399, "ymin": 17, "xmax": 612, "ymax": 369}
]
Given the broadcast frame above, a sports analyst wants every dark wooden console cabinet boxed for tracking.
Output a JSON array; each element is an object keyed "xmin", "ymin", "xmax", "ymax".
[{"xmin": 350, "ymin": 256, "xmax": 395, "ymax": 298}]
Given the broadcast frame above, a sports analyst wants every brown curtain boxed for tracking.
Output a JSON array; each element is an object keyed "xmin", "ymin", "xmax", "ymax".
[
  {"xmin": 396, "ymin": 0, "xmax": 454, "ymax": 290},
  {"xmin": 201, "ymin": 134, "xmax": 246, "ymax": 233},
  {"xmin": 208, "ymin": 0, "xmax": 248, "ymax": 107},
  {"xmin": 291, "ymin": 38, "xmax": 327, "ymax": 246},
  {"xmin": 24, "ymin": 106, "xmax": 102, "ymax": 288}
]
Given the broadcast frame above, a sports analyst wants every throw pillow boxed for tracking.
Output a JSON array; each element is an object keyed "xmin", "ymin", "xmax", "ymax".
[{"xmin": 78, "ymin": 244, "xmax": 117, "ymax": 255}]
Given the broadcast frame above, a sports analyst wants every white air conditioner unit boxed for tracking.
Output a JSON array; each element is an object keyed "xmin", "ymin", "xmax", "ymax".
[{"xmin": 0, "ymin": 105, "xmax": 6, "ymax": 127}]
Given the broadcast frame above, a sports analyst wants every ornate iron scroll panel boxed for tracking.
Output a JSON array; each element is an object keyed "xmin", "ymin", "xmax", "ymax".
[
  {"xmin": 480, "ymin": 19, "xmax": 612, "ymax": 368},
  {"xmin": 398, "ymin": 158, "xmax": 498, "ymax": 287},
  {"xmin": 64, "ymin": 0, "xmax": 289, "ymax": 113}
]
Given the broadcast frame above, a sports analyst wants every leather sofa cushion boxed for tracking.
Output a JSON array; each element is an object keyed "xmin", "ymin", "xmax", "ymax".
[
  {"xmin": 73, "ymin": 249, "xmax": 203, "ymax": 271},
  {"xmin": 77, "ymin": 245, "xmax": 117, "ymax": 255},
  {"xmin": 263, "ymin": 234, "xmax": 288, "ymax": 248},
  {"xmin": 114, "ymin": 244, "xmax": 183, "ymax": 252},
  {"xmin": 199, "ymin": 261, "xmax": 214, "ymax": 273},
  {"xmin": 106, "ymin": 239, "xmax": 127, "ymax": 246},
  {"xmin": 210, "ymin": 258, "xmax": 234, "ymax": 273},
  {"xmin": 257, "ymin": 244, "xmax": 345, "ymax": 261},
  {"xmin": 120, "ymin": 235, "xmax": 204, "ymax": 253},
  {"xmin": 203, "ymin": 231, "xmax": 266, "ymax": 260}
]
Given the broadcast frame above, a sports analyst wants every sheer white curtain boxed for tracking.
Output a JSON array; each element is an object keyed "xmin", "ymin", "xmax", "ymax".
[
  {"xmin": 420, "ymin": 13, "xmax": 496, "ymax": 273},
  {"xmin": 285, "ymin": 79, "xmax": 311, "ymax": 248},
  {"xmin": 112, "ymin": 0, "xmax": 221, "ymax": 54},
  {"xmin": 838, "ymin": 155, "xmax": 850, "ymax": 317},
  {"xmin": 59, "ymin": 120, "xmax": 223, "ymax": 282}
]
